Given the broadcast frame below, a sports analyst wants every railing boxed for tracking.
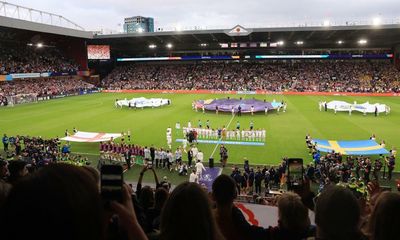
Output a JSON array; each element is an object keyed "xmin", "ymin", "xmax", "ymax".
[{"xmin": 0, "ymin": 1, "xmax": 84, "ymax": 31}]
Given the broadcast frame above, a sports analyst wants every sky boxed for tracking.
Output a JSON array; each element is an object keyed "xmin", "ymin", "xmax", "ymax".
[{"xmin": 4, "ymin": 0, "xmax": 400, "ymax": 32}]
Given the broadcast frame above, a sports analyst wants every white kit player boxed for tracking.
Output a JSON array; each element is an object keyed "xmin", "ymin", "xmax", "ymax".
[
  {"xmin": 195, "ymin": 160, "xmax": 206, "ymax": 180},
  {"xmin": 166, "ymin": 128, "xmax": 172, "ymax": 149},
  {"xmin": 191, "ymin": 145, "xmax": 199, "ymax": 162},
  {"xmin": 197, "ymin": 150, "xmax": 204, "ymax": 162},
  {"xmin": 262, "ymin": 129, "xmax": 266, "ymax": 141},
  {"xmin": 236, "ymin": 129, "xmax": 241, "ymax": 140},
  {"xmin": 182, "ymin": 138, "xmax": 188, "ymax": 152},
  {"xmin": 188, "ymin": 121, "xmax": 192, "ymax": 128}
]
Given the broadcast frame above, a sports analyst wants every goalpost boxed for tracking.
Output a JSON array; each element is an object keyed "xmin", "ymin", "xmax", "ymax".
[{"xmin": 7, "ymin": 93, "xmax": 38, "ymax": 106}]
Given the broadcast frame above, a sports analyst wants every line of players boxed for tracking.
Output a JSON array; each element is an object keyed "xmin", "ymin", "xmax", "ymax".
[
  {"xmin": 174, "ymin": 120, "xmax": 266, "ymax": 142},
  {"xmin": 99, "ymin": 140, "xmax": 210, "ymax": 178},
  {"xmin": 182, "ymin": 126, "xmax": 266, "ymax": 142}
]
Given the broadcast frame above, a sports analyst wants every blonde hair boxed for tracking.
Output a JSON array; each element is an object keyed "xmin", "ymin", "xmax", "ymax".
[{"xmin": 278, "ymin": 192, "xmax": 310, "ymax": 234}]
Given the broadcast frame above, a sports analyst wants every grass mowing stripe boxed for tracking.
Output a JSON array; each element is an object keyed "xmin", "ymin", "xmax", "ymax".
[{"xmin": 209, "ymin": 111, "xmax": 236, "ymax": 158}]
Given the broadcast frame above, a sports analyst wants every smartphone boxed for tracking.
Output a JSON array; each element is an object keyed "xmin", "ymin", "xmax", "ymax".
[
  {"xmin": 101, "ymin": 164, "xmax": 123, "ymax": 203},
  {"xmin": 287, "ymin": 158, "xmax": 304, "ymax": 191}
]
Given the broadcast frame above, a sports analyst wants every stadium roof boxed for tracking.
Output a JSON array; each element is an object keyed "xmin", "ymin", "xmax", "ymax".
[
  {"xmin": 91, "ymin": 24, "xmax": 400, "ymax": 55},
  {"xmin": 1, "ymin": 14, "xmax": 400, "ymax": 55},
  {"xmin": 0, "ymin": 16, "xmax": 92, "ymax": 39}
]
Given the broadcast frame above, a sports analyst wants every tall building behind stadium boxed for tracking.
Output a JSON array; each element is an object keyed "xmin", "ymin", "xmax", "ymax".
[{"xmin": 123, "ymin": 16, "xmax": 154, "ymax": 33}]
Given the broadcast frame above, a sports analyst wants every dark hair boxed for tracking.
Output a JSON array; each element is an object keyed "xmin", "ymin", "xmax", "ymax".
[
  {"xmin": 212, "ymin": 174, "xmax": 237, "ymax": 206},
  {"xmin": 154, "ymin": 187, "xmax": 169, "ymax": 210},
  {"xmin": 7, "ymin": 160, "xmax": 27, "ymax": 184},
  {"xmin": 139, "ymin": 185, "xmax": 154, "ymax": 210},
  {"xmin": 0, "ymin": 164, "xmax": 103, "ymax": 240},
  {"xmin": 160, "ymin": 182, "xmax": 223, "ymax": 240},
  {"xmin": 368, "ymin": 192, "xmax": 400, "ymax": 240},
  {"xmin": 315, "ymin": 186, "xmax": 361, "ymax": 240},
  {"xmin": 81, "ymin": 165, "xmax": 100, "ymax": 186}
]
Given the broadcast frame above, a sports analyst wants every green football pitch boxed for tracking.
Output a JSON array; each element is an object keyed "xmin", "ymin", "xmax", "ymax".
[{"xmin": 1, "ymin": 93, "xmax": 399, "ymax": 170}]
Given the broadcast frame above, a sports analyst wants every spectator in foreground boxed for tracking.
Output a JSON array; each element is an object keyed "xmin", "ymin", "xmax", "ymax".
[
  {"xmin": 212, "ymin": 174, "xmax": 247, "ymax": 240},
  {"xmin": 145, "ymin": 187, "xmax": 169, "ymax": 232},
  {"xmin": 0, "ymin": 164, "xmax": 104, "ymax": 240},
  {"xmin": 159, "ymin": 182, "xmax": 224, "ymax": 240},
  {"xmin": 315, "ymin": 185, "xmax": 365, "ymax": 240},
  {"xmin": 0, "ymin": 160, "xmax": 11, "ymax": 206},
  {"xmin": 367, "ymin": 192, "xmax": 400, "ymax": 240},
  {"xmin": 7, "ymin": 160, "xmax": 28, "ymax": 185},
  {"xmin": 273, "ymin": 192, "xmax": 313, "ymax": 239},
  {"xmin": 0, "ymin": 164, "xmax": 148, "ymax": 240}
]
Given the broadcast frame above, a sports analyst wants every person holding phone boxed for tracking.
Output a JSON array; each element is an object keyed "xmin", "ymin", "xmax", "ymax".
[{"xmin": 1, "ymin": 164, "xmax": 148, "ymax": 240}]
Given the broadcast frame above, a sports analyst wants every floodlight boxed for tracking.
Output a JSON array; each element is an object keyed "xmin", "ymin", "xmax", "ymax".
[
  {"xmin": 358, "ymin": 39, "xmax": 368, "ymax": 45},
  {"xmin": 372, "ymin": 17, "xmax": 382, "ymax": 26}
]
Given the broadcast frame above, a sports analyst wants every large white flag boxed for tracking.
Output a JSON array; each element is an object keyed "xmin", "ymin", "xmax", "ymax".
[{"xmin": 61, "ymin": 131, "xmax": 122, "ymax": 143}]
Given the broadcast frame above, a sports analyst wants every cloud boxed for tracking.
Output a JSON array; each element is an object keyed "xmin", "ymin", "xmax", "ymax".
[{"xmin": 6, "ymin": 0, "xmax": 400, "ymax": 31}]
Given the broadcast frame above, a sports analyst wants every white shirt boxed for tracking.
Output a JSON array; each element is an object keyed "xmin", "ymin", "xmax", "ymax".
[
  {"xmin": 197, "ymin": 151, "xmax": 204, "ymax": 162},
  {"xmin": 191, "ymin": 147, "xmax": 199, "ymax": 159},
  {"xmin": 195, "ymin": 162, "xmax": 206, "ymax": 173},
  {"xmin": 188, "ymin": 122, "xmax": 192, "ymax": 128},
  {"xmin": 144, "ymin": 148, "xmax": 151, "ymax": 159},
  {"xmin": 189, "ymin": 172, "xmax": 198, "ymax": 183}
]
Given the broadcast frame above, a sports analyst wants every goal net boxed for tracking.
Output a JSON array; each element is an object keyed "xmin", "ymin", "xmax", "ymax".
[{"xmin": 7, "ymin": 93, "xmax": 38, "ymax": 106}]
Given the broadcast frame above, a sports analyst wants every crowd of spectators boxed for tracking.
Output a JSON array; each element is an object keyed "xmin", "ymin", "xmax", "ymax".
[
  {"xmin": 1, "ymin": 133, "xmax": 87, "ymax": 169},
  {"xmin": 0, "ymin": 95, "xmax": 7, "ymax": 106},
  {"xmin": 0, "ymin": 77, "xmax": 96, "ymax": 99},
  {"xmin": 306, "ymin": 134, "xmax": 397, "ymax": 188},
  {"xmin": 1, "ymin": 160, "xmax": 399, "ymax": 240},
  {"xmin": 103, "ymin": 60, "xmax": 400, "ymax": 93},
  {"xmin": 0, "ymin": 45, "xmax": 79, "ymax": 74}
]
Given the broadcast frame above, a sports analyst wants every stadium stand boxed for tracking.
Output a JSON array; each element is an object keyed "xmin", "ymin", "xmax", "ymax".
[
  {"xmin": 0, "ymin": 43, "xmax": 79, "ymax": 75},
  {"xmin": 0, "ymin": 77, "xmax": 95, "ymax": 97},
  {"xmin": 103, "ymin": 60, "xmax": 400, "ymax": 93}
]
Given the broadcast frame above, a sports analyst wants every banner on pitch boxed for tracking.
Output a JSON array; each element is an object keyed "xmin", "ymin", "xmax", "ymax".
[
  {"xmin": 312, "ymin": 139, "xmax": 389, "ymax": 155},
  {"xmin": 61, "ymin": 131, "xmax": 122, "ymax": 143}
]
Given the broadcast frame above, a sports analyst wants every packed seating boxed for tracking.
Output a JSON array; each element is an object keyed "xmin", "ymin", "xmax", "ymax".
[
  {"xmin": 0, "ymin": 45, "xmax": 79, "ymax": 74},
  {"xmin": 104, "ymin": 60, "xmax": 400, "ymax": 93},
  {"xmin": 0, "ymin": 77, "xmax": 96, "ymax": 98}
]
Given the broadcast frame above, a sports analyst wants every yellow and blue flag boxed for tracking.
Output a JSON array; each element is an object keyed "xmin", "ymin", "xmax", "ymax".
[{"xmin": 312, "ymin": 139, "xmax": 389, "ymax": 155}]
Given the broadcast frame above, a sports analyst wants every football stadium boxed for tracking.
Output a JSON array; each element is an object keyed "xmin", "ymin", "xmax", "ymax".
[{"xmin": 1, "ymin": 0, "xmax": 400, "ymax": 239}]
